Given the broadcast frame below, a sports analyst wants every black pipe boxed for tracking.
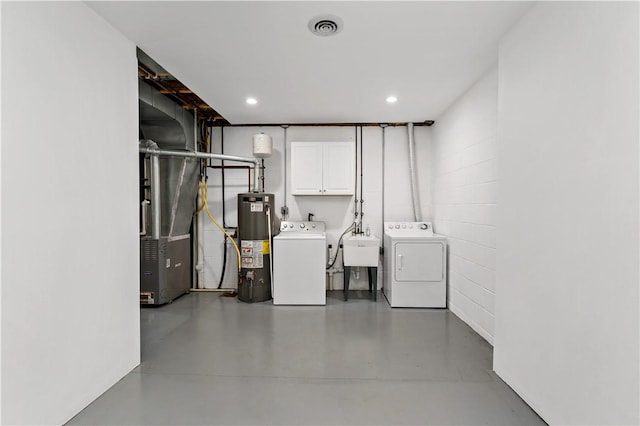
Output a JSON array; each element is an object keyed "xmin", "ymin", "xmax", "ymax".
[
  {"xmin": 211, "ymin": 121, "xmax": 434, "ymax": 127},
  {"xmin": 206, "ymin": 165, "xmax": 251, "ymax": 170},
  {"xmin": 221, "ymin": 127, "xmax": 226, "ymax": 227},
  {"xmin": 218, "ymin": 126, "xmax": 228, "ymax": 288},
  {"xmin": 217, "ymin": 234, "xmax": 227, "ymax": 289}
]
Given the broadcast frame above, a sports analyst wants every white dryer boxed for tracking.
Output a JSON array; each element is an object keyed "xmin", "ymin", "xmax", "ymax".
[
  {"xmin": 272, "ymin": 221, "xmax": 326, "ymax": 305},
  {"xmin": 383, "ymin": 222, "xmax": 447, "ymax": 308}
]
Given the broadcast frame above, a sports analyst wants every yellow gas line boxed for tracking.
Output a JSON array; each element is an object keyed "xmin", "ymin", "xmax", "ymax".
[{"xmin": 198, "ymin": 181, "xmax": 242, "ymax": 270}]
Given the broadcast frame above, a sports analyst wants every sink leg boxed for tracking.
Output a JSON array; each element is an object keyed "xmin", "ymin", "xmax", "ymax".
[
  {"xmin": 344, "ymin": 266, "xmax": 351, "ymax": 301},
  {"xmin": 368, "ymin": 267, "xmax": 377, "ymax": 301}
]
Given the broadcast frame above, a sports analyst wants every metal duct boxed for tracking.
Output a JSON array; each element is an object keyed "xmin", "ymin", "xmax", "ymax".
[
  {"xmin": 139, "ymin": 80, "xmax": 200, "ymax": 237},
  {"xmin": 141, "ymin": 142, "xmax": 200, "ymax": 238},
  {"xmin": 139, "ymin": 80, "xmax": 195, "ymax": 151},
  {"xmin": 407, "ymin": 123, "xmax": 422, "ymax": 221},
  {"xmin": 162, "ymin": 157, "xmax": 199, "ymax": 237}
]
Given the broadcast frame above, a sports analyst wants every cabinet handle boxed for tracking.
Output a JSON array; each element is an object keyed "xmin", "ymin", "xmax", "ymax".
[
  {"xmin": 397, "ymin": 254, "xmax": 403, "ymax": 270},
  {"xmin": 319, "ymin": 189, "xmax": 322, "ymax": 193}
]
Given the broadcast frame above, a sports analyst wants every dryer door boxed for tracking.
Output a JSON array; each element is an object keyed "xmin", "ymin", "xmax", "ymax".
[{"xmin": 394, "ymin": 242, "xmax": 444, "ymax": 282}]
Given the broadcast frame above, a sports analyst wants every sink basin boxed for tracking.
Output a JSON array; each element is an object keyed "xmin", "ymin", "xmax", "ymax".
[{"xmin": 343, "ymin": 234, "xmax": 380, "ymax": 266}]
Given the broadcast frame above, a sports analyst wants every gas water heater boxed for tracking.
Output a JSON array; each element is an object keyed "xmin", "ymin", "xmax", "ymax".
[
  {"xmin": 237, "ymin": 193, "xmax": 278, "ymax": 303},
  {"xmin": 236, "ymin": 133, "xmax": 278, "ymax": 303}
]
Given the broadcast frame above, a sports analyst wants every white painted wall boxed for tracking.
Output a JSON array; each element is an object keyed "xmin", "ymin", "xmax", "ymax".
[
  {"xmin": 200, "ymin": 125, "xmax": 423, "ymax": 290},
  {"xmin": 0, "ymin": 3, "xmax": 4, "ymax": 421},
  {"xmin": 421, "ymin": 67, "xmax": 498, "ymax": 344},
  {"xmin": 494, "ymin": 2, "xmax": 639, "ymax": 424},
  {"xmin": 2, "ymin": 3, "xmax": 140, "ymax": 425}
]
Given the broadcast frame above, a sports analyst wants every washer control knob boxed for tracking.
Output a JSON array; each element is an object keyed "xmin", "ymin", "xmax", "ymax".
[
  {"xmin": 300, "ymin": 223, "xmax": 305, "ymax": 228},
  {"xmin": 388, "ymin": 224, "xmax": 393, "ymax": 229},
  {"xmin": 311, "ymin": 224, "xmax": 316, "ymax": 228},
  {"xmin": 402, "ymin": 224, "xmax": 407, "ymax": 229},
  {"xmin": 420, "ymin": 223, "xmax": 429, "ymax": 230},
  {"xmin": 395, "ymin": 224, "xmax": 400, "ymax": 229}
]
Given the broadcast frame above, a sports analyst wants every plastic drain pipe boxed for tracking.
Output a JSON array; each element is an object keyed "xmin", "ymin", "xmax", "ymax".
[{"xmin": 407, "ymin": 123, "xmax": 422, "ymax": 222}]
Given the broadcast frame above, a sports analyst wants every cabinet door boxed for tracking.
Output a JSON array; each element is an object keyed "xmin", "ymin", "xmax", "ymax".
[
  {"xmin": 291, "ymin": 142, "xmax": 324, "ymax": 195},
  {"xmin": 322, "ymin": 142, "xmax": 355, "ymax": 195}
]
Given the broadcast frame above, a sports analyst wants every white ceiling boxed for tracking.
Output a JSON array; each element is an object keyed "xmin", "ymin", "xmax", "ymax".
[{"xmin": 88, "ymin": 1, "xmax": 532, "ymax": 125}]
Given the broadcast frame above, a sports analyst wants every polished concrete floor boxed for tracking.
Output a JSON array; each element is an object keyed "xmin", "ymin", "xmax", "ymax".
[{"xmin": 68, "ymin": 291, "xmax": 545, "ymax": 425}]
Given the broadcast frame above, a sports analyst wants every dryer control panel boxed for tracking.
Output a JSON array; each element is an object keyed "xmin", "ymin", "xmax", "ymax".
[{"xmin": 384, "ymin": 222, "xmax": 434, "ymax": 235}]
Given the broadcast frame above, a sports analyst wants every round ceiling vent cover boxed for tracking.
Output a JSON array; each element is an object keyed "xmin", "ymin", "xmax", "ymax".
[{"xmin": 308, "ymin": 15, "xmax": 343, "ymax": 37}]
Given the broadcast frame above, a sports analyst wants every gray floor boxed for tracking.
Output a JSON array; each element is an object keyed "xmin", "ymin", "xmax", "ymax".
[{"xmin": 68, "ymin": 291, "xmax": 545, "ymax": 425}]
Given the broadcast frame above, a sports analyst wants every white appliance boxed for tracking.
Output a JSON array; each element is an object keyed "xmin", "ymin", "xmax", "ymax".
[
  {"xmin": 273, "ymin": 221, "xmax": 326, "ymax": 305},
  {"xmin": 383, "ymin": 222, "xmax": 447, "ymax": 308}
]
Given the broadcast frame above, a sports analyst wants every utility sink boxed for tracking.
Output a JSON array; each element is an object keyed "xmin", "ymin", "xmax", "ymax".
[{"xmin": 343, "ymin": 234, "xmax": 380, "ymax": 266}]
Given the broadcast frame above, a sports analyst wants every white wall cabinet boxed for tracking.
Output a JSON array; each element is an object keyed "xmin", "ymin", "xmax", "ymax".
[{"xmin": 291, "ymin": 141, "xmax": 355, "ymax": 195}]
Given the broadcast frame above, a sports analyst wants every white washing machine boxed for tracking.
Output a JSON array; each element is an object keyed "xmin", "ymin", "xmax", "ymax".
[
  {"xmin": 383, "ymin": 222, "xmax": 447, "ymax": 308},
  {"xmin": 272, "ymin": 221, "xmax": 326, "ymax": 305}
]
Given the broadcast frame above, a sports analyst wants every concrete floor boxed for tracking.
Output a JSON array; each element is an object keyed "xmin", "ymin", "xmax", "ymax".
[{"xmin": 68, "ymin": 291, "xmax": 545, "ymax": 425}]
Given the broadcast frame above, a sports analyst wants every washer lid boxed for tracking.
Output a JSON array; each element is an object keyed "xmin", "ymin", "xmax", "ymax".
[{"xmin": 274, "ymin": 233, "xmax": 326, "ymax": 240}]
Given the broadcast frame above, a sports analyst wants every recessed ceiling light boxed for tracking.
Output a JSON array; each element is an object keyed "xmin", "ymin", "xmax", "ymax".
[
  {"xmin": 246, "ymin": 97, "xmax": 258, "ymax": 105},
  {"xmin": 386, "ymin": 96, "xmax": 398, "ymax": 104}
]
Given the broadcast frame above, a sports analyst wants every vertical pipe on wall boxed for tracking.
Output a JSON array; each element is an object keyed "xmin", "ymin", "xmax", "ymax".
[
  {"xmin": 359, "ymin": 126, "xmax": 364, "ymax": 231},
  {"xmin": 407, "ymin": 123, "xmax": 422, "ymax": 221},
  {"xmin": 193, "ymin": 108, "xmax": 198, "ymax": 153},
  {"xmin": 150, "ymin": 152, "xmax": 161, "ymax": 239},
  {"xmin": 192, "ymin": 108, "xmax": 199, "ymax": 287},
  {"xmin": 218, "ymin": 126, "xmax": 228, "ymax": 288},
  {"xmin": 196, "ymin": 183, "xmax": 205, "ymax": 289},
  {"xmin": 281, "ymin": 125, "xmax": 289, "ymax": 220},
  {"xmin": 353, "ymin": 126, "xmax": 359, "ymax": 229},
  {"xmin": 380, "ymin": 124, "xmax": 387, "ymax": 245}
]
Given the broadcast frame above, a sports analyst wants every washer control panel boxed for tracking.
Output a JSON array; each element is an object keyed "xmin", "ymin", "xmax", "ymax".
[
  {"xmin": 280, "ymin": 221, "xmax": 325, "ymax": 234},
  {"xmin": 384, "ymin": 222, "xmax": 434, "ymax": 235}
]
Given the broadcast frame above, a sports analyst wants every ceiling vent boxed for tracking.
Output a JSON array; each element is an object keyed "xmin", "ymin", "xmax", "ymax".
[{"xmin": 308, "ymin": 15, "xmax": 343, "ymax": 37}]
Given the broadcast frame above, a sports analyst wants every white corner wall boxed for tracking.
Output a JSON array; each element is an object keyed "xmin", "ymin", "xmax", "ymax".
[
  {"xmin": 2, "ymin": 3, "xmax": 140, "ymax": 425},
  {"xmin": 422, "ymin": 67, "xmax": 498, "ymax": 344},
  {"xmin": 494, "ymin": 2, "xmax": 639, "ymax": 424}
]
